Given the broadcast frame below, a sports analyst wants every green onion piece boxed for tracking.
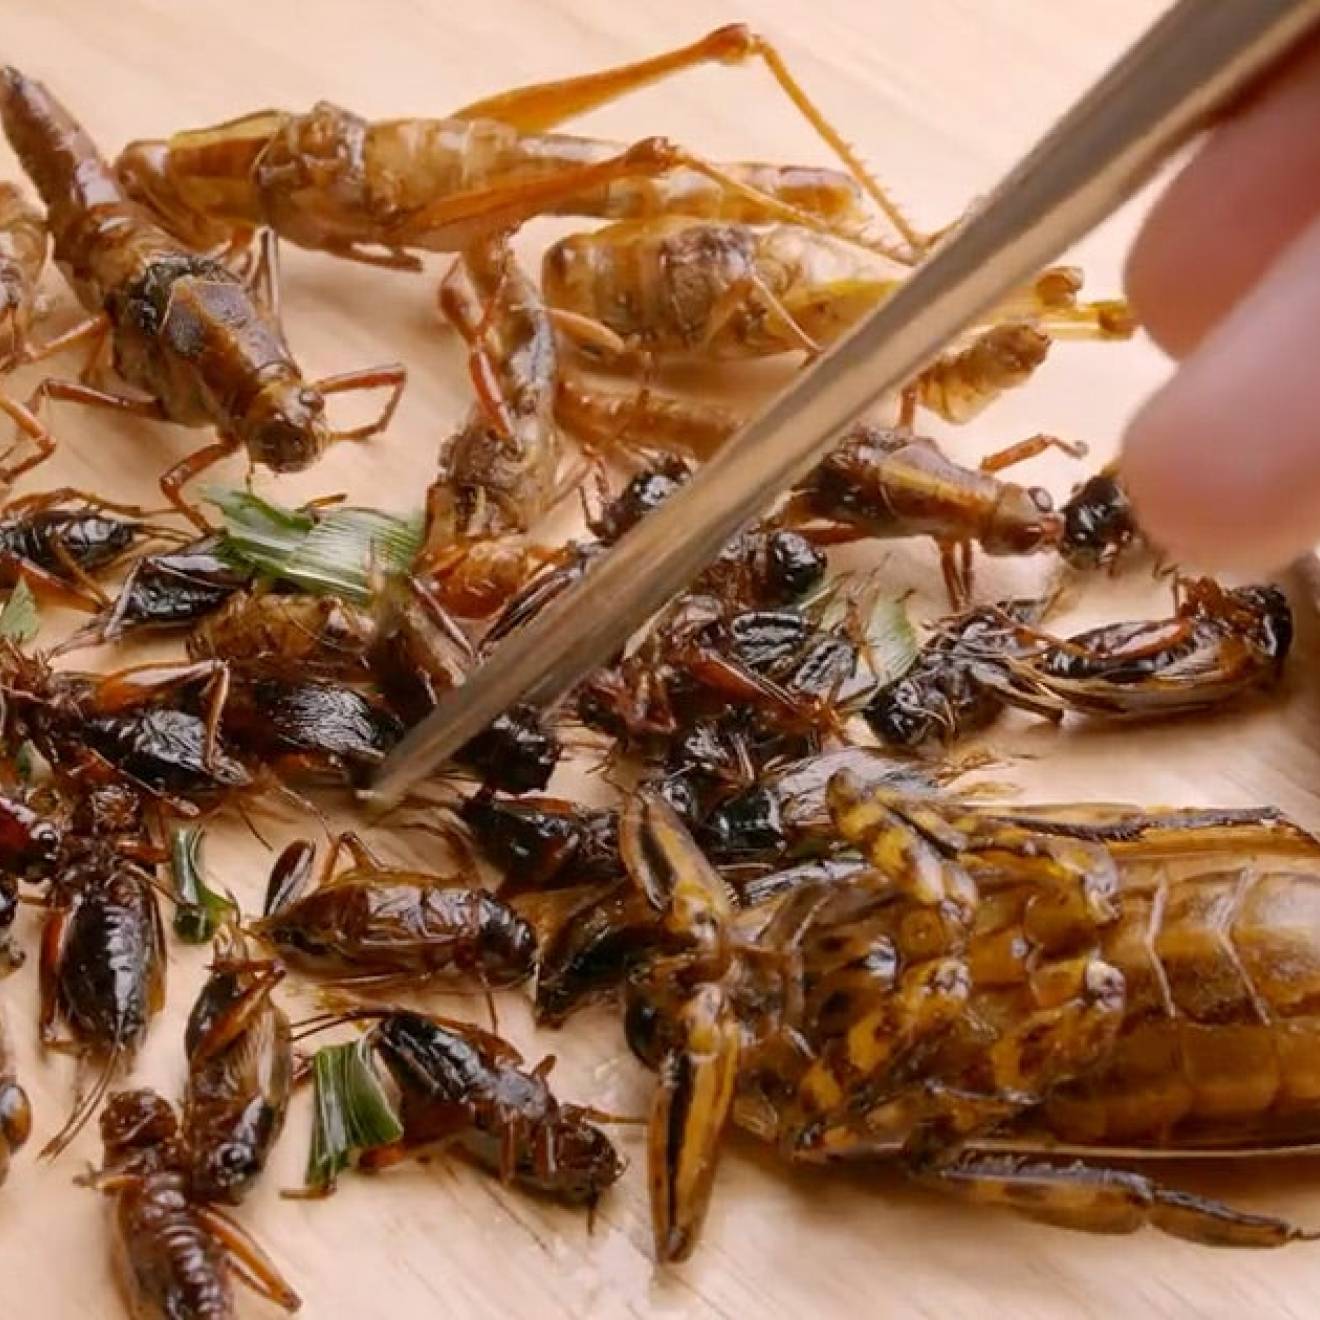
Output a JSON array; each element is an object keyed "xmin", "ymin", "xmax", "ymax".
[
  {"xmin": 13, "ymin": 741, "xmax": 38, "ymax": 784},
  {"xmin": 304, "ymin": 1037, "xmax": 403, "ymax": 1193},
  {"xmin": 859, "ymin": 597, "xmax": 919, "ymax": 687},
  {"xmin": 208, "ymin": 487, "xmax": 422, "ymax": 603},
  {"xmin": 170, "ymin": 827, "xmax": 236, "ymax": 944},
  {"xmin": 207, "ymin": 488, "xmax": 316, "ymax": 577},
  {"xmin": 0, "ymin": 579, "xmax": 40, "ymax": 646}
]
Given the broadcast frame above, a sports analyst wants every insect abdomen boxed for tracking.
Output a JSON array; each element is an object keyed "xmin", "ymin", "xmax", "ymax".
[{"xmin": 1043, "ymin": 866, "xmax": 1320, "ymax": 1146}]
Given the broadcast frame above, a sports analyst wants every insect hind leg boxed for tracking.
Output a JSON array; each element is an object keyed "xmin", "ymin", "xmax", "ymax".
[
  {"xmin": 448, "ymin": 24, "xmax": 925, "ymax": 257},
  {"xmin": 908, "ymin": 1151, "xmax": 1313, "ymax": 1247}
]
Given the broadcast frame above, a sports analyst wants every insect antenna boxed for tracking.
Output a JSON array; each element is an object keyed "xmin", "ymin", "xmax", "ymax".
[{"xmin": 40, "ymin": 1035, "xmax": 122, "ymax": 1161}]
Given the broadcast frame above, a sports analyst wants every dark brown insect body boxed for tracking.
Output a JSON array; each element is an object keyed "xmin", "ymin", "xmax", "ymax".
[
  {"xmin": 0, "ymin": 495, "xmax": 159, "ymax": 615},
  {"xmin": 0, "ymin": 68, "xmax": 401, "ymax": 522},
  {"xmin": 531, "ymin": 880, "xmax": 659, "ymax": 1027},
  {"xmin": 254, "ymin": 833, "xmax": 536, "ymax": 988},
  {"xmin": 74, "ymin": 536, "xmax": 253, "ymax": 647},
  {"xmin": 183, "ymin": 932, "xmax": 292, "ymax": 1204},
  {"xmin": 863, "ymin": 597, "xmax": 1047, "ymax": 748},
  {"xmin": 369, "ymin": 586, "xmax": 563, "ymax": 794},
  {"xmin": 355, "ymin": 1010, "xmax": 624, "ymax": 1206},
  {"xmin": 1058, "ymin": 468, "xmax": 1138, "ymax": 570},
  {"xmin": 220, "ymin": 677, "xmax": 403, "ymax": 785},
  {"xmin": 92, "ymin": 1089, "xmax": 300, "ymax": 1318},
  {"xmin": 576, "ymin": 592, "xmax": 853, "ymax": 757},
  {"xmin": 38, "ymin": 839, "xmax": 167, "ymax": 1157},
  {"xmin": 699, "ymin": 745, "xmax": 936, "ymax": 862},
  {"xmin": 1014, "ymin": 579, "xmax": 1292, "ymax": 718},
  {"xmin": 0, "ymin": 649, "xmax": 250, "ymax": 809},
  {"xmin": 0, "ymin": 789, "xmax": 61, "ymax": 969},
  {"xmin": 460, "ymin": 793, "xmax": 621, "ymax": 897}
]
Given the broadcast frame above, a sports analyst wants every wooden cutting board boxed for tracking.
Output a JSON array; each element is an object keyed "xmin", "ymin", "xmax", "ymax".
[{"xmin": 4, "ymin": 1, "xmax": 1320, "ymax": 1316}]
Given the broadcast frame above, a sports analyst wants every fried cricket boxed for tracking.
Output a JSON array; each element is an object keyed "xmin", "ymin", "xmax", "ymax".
[{"xmin": 0, "ymin": 67, "xmax": 404, "ymax": 526}]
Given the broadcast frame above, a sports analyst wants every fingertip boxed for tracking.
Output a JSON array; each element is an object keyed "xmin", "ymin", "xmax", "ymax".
[
  {"xmin": 1124, "ymin": 218, "xmax": 1320, "ymax": 571},
  {"xmin": 1124, "ymin": 32, "xmax": 1320, "ymax": 360},
  {"xmin": 1122, "ymin": 382, "xmax": 1286, "ymax": 572},
  {"xmin": 1123, "ymin": 187, "xmax": 1204, "ymax": 360}
]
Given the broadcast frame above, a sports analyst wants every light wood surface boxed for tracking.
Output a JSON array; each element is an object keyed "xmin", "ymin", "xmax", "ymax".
[{"xmin": 4, "ymin": 2, "xmax": 1320, "ymax": 1316}]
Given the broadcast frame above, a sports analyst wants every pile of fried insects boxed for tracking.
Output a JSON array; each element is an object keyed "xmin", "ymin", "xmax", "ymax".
[{"xmin": 0, "ymin": 25, "xmax": 1312, "ymax": 1317}]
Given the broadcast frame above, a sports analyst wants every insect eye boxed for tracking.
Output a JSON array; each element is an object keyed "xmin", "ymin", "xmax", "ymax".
[{"xmin": 1028, "ymin": 488, "xmax": 1054, "ymax": 514}]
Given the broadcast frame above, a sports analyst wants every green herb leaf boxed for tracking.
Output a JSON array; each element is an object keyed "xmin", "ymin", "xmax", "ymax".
[
  {"xmin": 170, "ymin": 827, "xmax": 236, "ymax": 943},
  {"xmin": 859, "ymin": 597, "xmax": 919, "ymax": 688},
  {"xmin": 208, "ymin": 488, "xmax": 422, "ymax": 603},
  {"xmin": 0, "ymin": 579, "xmax": 40, "ymax": 646},
  {"xmin": 13, "ymin": 740, "xmax": 38, "ymax": 784},
  {"xmin": 305, "ymin": 1037, "xmax": 403, "ymax": 1192}
]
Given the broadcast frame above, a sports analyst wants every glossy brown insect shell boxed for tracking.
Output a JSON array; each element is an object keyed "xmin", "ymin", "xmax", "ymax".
[
  {"xmin": 252, "ymin": 832, "xmax": 537, "ymax": 988},
  {"xmin": 38, "ymin": 838, "xmax": 168, "ymax": 1160},
  {"xmin": 343, "ymin": 1009, "xmax": 625, "ymax": 1208},
  {"xmin": 182, "ymin": 930, "xmax": 293, "ymax": 1204},
  {"xmin": 92, "ymin": 1088, "xmax": 301, "ymax": 1315}
]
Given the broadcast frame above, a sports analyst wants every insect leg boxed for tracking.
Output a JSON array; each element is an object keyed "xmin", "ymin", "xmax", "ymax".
[
  {"xmin": 160, "ymin": 435, "xmax": 242, "ymax": 531},
  {"xmin": 323, "ymin": 831, "xmax": 385, "ymax": 875},
  {"xmin": 237, "ymin": 226, "xmax": 284, "ymax": 322},
  {"xmin": 546, "ymin": 308, "xmax": 630, "ymax": 361},
  {"xmin": 3, "ymin": 485, "xmax": 157, "ymax": 517},
  {"xmin": 439, "ymin": 244, "xmax": 522, "ymax": 441},
  {"xmin": 187, "ymin": 965, "xmax": 285, "ymax": 1063},
  {"xmin": 978, "ymin": 433, "xmax": 1088, "ymax": 475},
  {"xmin": 37, "ymin": 904, "xmax": 71, "ymax": 1048},
  {"xmin": 449, "ymin": 25, "xmax": 766, "ymax": 131},
  {"xmin": 18, "ymin": 314, "xmax": 109, "ymax": 368},
  {"xmin": 89, "ymin": 657, "xmax": 229, "ymax": 714},
  {"xmin": 318, "ymin": 363, "xmax": 408, "ymax": 442},
  {"xmin": 786, "ymin": 957, "xmax": 973, "ymax": 1158},
  {"xmin": 0, "ymin": 389, "xmax": 56, "ymax": 481},
  {"xmin": 0, "ymin": 550, "xmax": 107, "ymax": 613},
  {"xmin": 1038, "ymin": 297, "xmax": 1137, "ymax": 341},
  {"xmin": 194, "ymin": 1203, "xmax": 302, "ymax": 1311},
  {"xmin": 394, "ymin": 137, "xmax": 888, "ymax": 257},
  {"xmin": 697, "ymin": 271, "xmax": 821, "ymax": 357},
  {"xmin": 936, "ymin": 539, "xmax": 971, "ymax": 611},
  {"xmin": 449, "ymin": 25, "xmax": 922, "ymax": 257},
  {"xmin": 907, "ymin": 1152, "xmax": 1311, "ymax": 1247},
  {"xmin": 323, "ymin": 241, "xmax": 423, "ymax": 272}
]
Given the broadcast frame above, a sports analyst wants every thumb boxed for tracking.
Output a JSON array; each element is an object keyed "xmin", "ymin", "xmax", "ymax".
[{"xmin": 1122, "ymin": 214, "xmax": 1320, "ymax": 571}]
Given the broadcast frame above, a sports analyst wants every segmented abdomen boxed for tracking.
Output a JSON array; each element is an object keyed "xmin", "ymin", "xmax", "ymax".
[
  {"xmin": 115, "ymin": 1176, "xmax": 234, "ymax": 1319},
  {"xmin": 1044, "ymin": 864, "xmax": 1320, "ymax": 1146}
]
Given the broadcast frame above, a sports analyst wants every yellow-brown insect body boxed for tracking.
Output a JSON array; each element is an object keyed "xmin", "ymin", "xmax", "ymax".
[
  {"xmin": 0, "ymin": 68, "xmax": 330, "ymax": 474},
  {"xmin": 186, "ymin": 592, "xmax": 377, "ymax": 679},
  {"xmin": 797, "ymin": 783, "xmax": 1320, "ymax": 1174},
  {"xmin": 430, "ymin": 239, "xmax": 561, "ymax": 540},
  {"xmin": 118, "ymin": 105, "xmax": 868, "ymax": 259},
  {"xmin": 796, "ymin": 424, "xmax": 1061, "ymax": 556},
  {"xmin": 543, "ymin": 217, "xmax": 896, "ymax": 359},
  {"xmin": 1031, "ymin": 862, "xmax": 1320, "ymax": 1150},
  {"xmin": 914, "ymin": 322, "xmax": 1051, "ymax": 424},
  {"xmin": 0, "ymin": 181, "xmax": 46, "ymax": 365}
]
